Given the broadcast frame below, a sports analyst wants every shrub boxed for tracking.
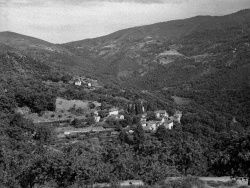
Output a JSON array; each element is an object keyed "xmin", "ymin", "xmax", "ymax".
[{"xmin": 88, "ymin": 102, "xmax": 96, "ymax": 109}]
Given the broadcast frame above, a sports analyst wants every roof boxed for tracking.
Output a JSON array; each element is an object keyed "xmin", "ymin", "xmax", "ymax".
[
  {"xmin": 146, "ymin": 121, "xmax": 160, "ymax": 126},
  {"xmin": 175, "ymin": 110, "xmax": 182, "ymax": 114},
  {"xmin": 164, "ymin": 120, "xmax": 173, "ymax": 124},
  {"xmin": 154, "ymin": 110, "xmax": 167, "ymax": 114},
  {"xmin": 142, "ymin": 126, "xmax": 151, "ymax": 131},
  {"xmin": 109, "ymin": 107, "xmax": 119, "ymax": 112}
]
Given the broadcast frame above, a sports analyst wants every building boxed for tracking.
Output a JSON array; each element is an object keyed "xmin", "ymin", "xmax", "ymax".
[
  {"xmin": 163, "ymin": 120, "xmax": 174, "ymax": 129},
  {"xmin": 92, "ymin": 110, "xmax": 99, "ymax": 116},
  {"xmin": 141, "ymin": 119, "xmax": 147, "ymax": 127},
  {"xmin": 119, "ymin": 115, "xmax": 125, "ymax": 120},
  {"xmin": 140, "ymin": 113, "xmax": 147, "ymax": 127},
  {"xmin": 75, "ymin": 80, "xmax": 81, "ymax": 86},
  {"xmin": 154, "ymin": 110, "xmax": 168, "ymax": 119},
  {"xmin": 94, "ymin": 116, "xmax": 101, "ymax": 123},
  {"xmin": 109, "ymin": 108, "xmax": 119, "ymax": 116},
  {"xmin": 144, "ymin": 121, "xmax": 161, "ymax": 132},
  {"xmin": 172, "ymin": 110, "xmax": 182, "ymax": 123}
]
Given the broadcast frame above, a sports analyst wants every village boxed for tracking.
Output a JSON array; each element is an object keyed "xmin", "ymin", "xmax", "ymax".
[
  {"xmin": 16, "ymin": 74, "xmax": 183, "ymax": 145},
  {"xmin": 22, "ymin": 100, "xmax": 181, "ymax": 142}
]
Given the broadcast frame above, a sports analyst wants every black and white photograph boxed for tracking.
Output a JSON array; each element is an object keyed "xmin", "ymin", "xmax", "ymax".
[{"xmin": 0, "ymin": 0, "xmax": 250, "ymax": 187}]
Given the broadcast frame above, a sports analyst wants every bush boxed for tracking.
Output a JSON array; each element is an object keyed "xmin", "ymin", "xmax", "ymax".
[
  {"xmin": 76, "ymin": 107, "xmax": 85, "ymax": 115},
  {"xmin": 88, "ymin": 102, "xmax": 96, "ymax": 109}
]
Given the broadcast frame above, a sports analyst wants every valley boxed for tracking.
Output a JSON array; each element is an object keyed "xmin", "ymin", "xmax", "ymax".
[{"xmin": 0, "ymin": 9, "xmax": 249, "ymax": 188}]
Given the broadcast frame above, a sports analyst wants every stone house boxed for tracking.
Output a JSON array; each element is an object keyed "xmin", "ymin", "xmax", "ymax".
[
  {"xmin": 163, "ymin": 120, "xmax": 174, "ymax": 129},
  {"xmin": 94, "ymin": 116, "xmax": 101, "ymax": 123},
  {"xmin": 75, "ymin": 80, "xmax": 81, "ymax": 86},
  {"xmin": 154, "ymin": 110, "xmax": 168, "ymax": 119},
  {"xmin": 140, "ymin": 113, "xmax": 147, "ymax": 127},
  {"xmin": 144, "ymin": 121, "xmax": 161, "ymax": 132},
  {"xmin": 171, "ymin": 110, "xmax": 182, "ymax": 123},
  {"xmin": 109, "ymin": 108, "xmax": 119, "ymax": 116}
]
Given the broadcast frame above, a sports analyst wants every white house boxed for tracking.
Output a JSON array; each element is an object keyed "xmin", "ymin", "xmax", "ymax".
[
  {"xmin": 119, "ymin": 115, "xmax": 125, "ymax": 120},
  {"xmin": 154, "ymin": 110, "xmax": 168, "ymax": 119},
  {"xmin": 140, "ymin": 118, "xmax": 147, "ymax": 127},
  {"xmin": 109, "ymin": 108, "xmax": 119, "ymax": 116},
  {"xmin": 94, "ymin": 116, "xmax": 101, "ymax": 123},
  {"xmin": 164, "ymin": 120, "xmax": 174, "ymax": 129},
  {"xmin": 92, "ymin": 110, "xmax": 99, "ymax": 116},
  {"xmin": 75, "ymin": 80, "xmax": 81, "ymax": 86},
  {"xmin": 173, "ymin": 110, "xmax": 182, "ymax": 123},
  {"xmin": 146, "ymin": 121, "xmax": 158, "ymax": 131}
]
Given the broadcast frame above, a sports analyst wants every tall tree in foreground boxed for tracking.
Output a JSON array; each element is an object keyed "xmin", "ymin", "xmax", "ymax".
[
  {"xmin": 171, "ymin": 136, "xmax": 206, "ymax": 176},
  {"xmin": 214, "ymin": 131, "xmax": 250, "ymax": 185}
]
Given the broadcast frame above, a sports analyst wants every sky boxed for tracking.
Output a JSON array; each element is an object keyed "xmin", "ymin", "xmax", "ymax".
[{"xmin": 0, "ymin": 0, "xmax": 249, "ymax": 43}]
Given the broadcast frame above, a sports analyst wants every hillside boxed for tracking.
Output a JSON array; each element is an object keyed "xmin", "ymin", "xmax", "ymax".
[
  {"xmin": 62, "ymin": 9, "xmax": 250, "ymax": 90},
  {"xmin": 0, "ymin": 31, "xmax": 95, "ymax": 75},
  {"xmin": 1, "ymin": 10, "xmax": 249, "ymax": 89}
]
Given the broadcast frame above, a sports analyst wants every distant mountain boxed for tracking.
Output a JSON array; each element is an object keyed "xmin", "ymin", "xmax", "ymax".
[
  {"xmin": 0, "ymin": 9, "xmax": 249, "ymax": 90},
  {"xmin": 62, "ymin": 9, "xmax": 250, "ymax": 90},
  {"xmin": 0, "ymin": 31, "xmax": 95, "ymax": 75},
  {"xmin": 0, "ymin": 44, "xmax": 51, "ymax": 79}
]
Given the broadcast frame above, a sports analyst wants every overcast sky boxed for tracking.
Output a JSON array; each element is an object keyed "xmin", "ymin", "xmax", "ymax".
[{"xmin": 0, "ymin": 0, "xmax": 249, "ymax": 43}]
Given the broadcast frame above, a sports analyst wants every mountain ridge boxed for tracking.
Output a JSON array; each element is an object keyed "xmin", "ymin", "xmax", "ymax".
[
  {"xmin": 0, "ymin": 9, "xmax": 249, "ymax": 89},
  {"xmin": 62, "ymin": 9, "xmax": 250, "ymax": 46}
]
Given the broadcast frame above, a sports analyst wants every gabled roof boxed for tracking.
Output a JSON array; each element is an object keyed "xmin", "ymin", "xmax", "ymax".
[
  {"xmin": 164, "ymin": 120, "xmax": 173, "ymax": 124},
  {"xmin": 109, "ymin": 107, "xmax": 119, "ymax": 112},
  {"xmin": 154, "ymin": 110, "xmax": 167, "ymax": 114}
]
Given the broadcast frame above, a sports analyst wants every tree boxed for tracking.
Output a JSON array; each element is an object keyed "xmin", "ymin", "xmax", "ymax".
[
  {"xmin": 171, "ymin": 136, "xmax": 206, "ymax": 176},
  {"xmin": 71, "ymin": 118, "xmax": 83, "ymax": 128},
  {"xmin": 0, "ymin": 95, "xmax": 15, "ymax": 114},
  {"xmin": 34, "ymin": 124, "xmax": 55, "ymax": 145},
  {"xmin": 214, "ymin": 131, "xmax": 250, "ymax": 185},
  {"xmin": 132, "ymin": 115, "xmax": 141, "ymax": 125},
  {"xmin": 18, "ymin": 157, "xmax": 51, "ymax": 188},
  {"xmin": 155, "ymin": 125, "xmax": 168, "ymax": 141},
  {"xmin": 88, "ymin": 102, "xmax": 96, "ymax": 109},
  {"xmin": 146, "ymin": 111, "xmax": 156, "ymax": 121},
  {"xmin": 133, "ymin": 124, "xmax": 145, "ymax": 146},
  {"xmin": 135, "ymin": 140, "xmax": 177, "ymax": 185},
  {"xmin": 86, "ymin": 116, "xmax": 95, "ymax": 125}
]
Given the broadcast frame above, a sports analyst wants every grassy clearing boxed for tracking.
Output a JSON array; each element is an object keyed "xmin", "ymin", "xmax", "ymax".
[
  {"xmin": 171, "ymin": 96, "xmax": 191, "ymax": 105},
  {"xmin": 56, "ymin": 97, "xmax": 101, "ymax": 112}
]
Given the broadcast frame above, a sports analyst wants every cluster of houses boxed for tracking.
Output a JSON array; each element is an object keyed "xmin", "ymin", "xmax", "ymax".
[
  {"xmin": 140, "ymin": 110, "xmax": 182, "ymax": 132},
  {"xmin": 105, "ymin": 107, "xmax": 182, "ymax": 133},
  {"xmin": 92, "ymin": 107, "xmax": 124, "ymax": 123},
  {"xmin": 108, "ymin": 107, "xmax": 125, "ymax": 120},
  {"xmin": 71, "ymin": 75, "xmax": 99, "ymax": 88},
  {"xmin": 61, "ymin": 102, "xmax": 182, "ymax": 137}
]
